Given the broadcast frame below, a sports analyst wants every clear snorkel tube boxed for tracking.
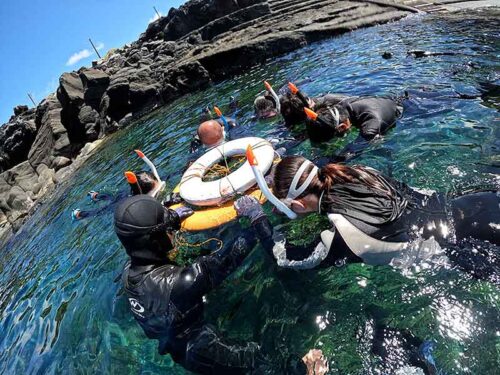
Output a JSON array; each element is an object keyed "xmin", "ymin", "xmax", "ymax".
[
  {"xmin": 264, "ymin": 81, "xmax": 281, "ymax": 114},
  {"xmin": 246, "ymin": 145, "xmax": 298, "ymax": 220},
  {"xmin": 134, "ymin": 150, "xmax": 166, "ymax": 197}
]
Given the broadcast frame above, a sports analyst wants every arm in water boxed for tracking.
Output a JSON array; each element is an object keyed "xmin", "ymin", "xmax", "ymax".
[
  {"xmin": 171, "ymin": 230, "xmax": 258, "ymax": 306},
  {"xmin": 234, "ymin": 196, "xmax": 327, "ymax": 269}
]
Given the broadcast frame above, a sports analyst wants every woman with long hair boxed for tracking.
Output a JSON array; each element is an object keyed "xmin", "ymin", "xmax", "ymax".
[{"xmin": 235, "ymin": 156, "xmax": 499, "ymax": 280}]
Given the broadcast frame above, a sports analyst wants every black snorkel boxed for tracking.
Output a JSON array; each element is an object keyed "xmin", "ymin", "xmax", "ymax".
[{"xmin": 288, "ymin": 82, "xmax": 311, "ymax": 108}]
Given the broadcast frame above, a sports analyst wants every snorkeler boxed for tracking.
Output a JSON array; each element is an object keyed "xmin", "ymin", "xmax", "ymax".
[
  {"xmin": 71, "ymin": 171, "xmax": 161, "ymax": 221},
  {"xmin": 190, "ymin": 106, "xmax": 237, "ymax": 153},
  {"xmin": 237, "ymin": 152, "xmax": 499, "ymax": 282},
  {"xmin": 115, "ymin": 194, "xmax": 319, "ymax": 374},
  {"xmin": 303, "ymin": 93, "xmax": 407, "ymax": 160},
  {"xmin": 71, "ymin": 151, "xmax": 175, "ymax": 221},
  {"xmin": 254, "ymin": 81, "xmax": 347, "ymax": 122}
]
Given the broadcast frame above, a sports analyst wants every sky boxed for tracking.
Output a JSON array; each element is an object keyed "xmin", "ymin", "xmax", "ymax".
[{"xmin": 0, "ymin": 0, "xmax": 185, "ymax": 124}]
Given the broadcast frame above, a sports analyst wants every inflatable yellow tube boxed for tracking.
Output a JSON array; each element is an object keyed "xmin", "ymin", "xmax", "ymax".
[{"xmin": 169, "ymin": 186, "xmax": 266, "ymax": 231}]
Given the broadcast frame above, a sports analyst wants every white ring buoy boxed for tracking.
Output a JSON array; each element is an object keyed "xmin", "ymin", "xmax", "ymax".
[{"xmin": 180, "ymin": 137, "xmax": 275, "ymax": 206}]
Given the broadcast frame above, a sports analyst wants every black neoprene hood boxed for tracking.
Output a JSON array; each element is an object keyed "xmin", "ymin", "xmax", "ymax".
[{"xmin": 114, "ymin": 195, "xmax": 173, "ymax": 265}]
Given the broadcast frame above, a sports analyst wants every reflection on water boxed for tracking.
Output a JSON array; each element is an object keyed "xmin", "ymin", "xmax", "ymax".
[{"xmin": 1, "ymin": 9, "xmax": 499, "ymax": 375}]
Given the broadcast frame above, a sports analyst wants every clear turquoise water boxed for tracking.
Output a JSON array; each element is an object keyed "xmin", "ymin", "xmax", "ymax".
[{"xmin": 1, "ymin": 10, "xmax": 499, "ymax": 375}]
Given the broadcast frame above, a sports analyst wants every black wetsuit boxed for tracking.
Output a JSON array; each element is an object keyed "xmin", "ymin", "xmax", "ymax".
[
  {"xmin": 252, "ymin": 169, "xmax": 499, "ymax": 280},
  {"xmin": 309, "ymin": 96, "xmax": 403, "ymax": 160},
  {"xmin": 75, "ymin": 191, "xmax": 129, "ymax": 220},
  {"xmin": 121, "ymin": 232, "xmax": 277, "ymax": 374},
  {"xmin": 312, "ymin": 93, "xmax": 349, "ymax": 109}
]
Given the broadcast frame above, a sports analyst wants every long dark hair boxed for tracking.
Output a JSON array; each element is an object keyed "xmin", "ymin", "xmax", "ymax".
[
  {"xmin": 273, "ymin": 156, "xmax": 407, "ymax": 223},
  {"xmin": 273, "ymin": 156, "xmax": 390, "ymax": 198}
]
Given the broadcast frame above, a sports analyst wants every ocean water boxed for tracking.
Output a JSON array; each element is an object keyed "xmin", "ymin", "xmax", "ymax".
[{"xmin": 1, "ymin": 9, "xmax": 499, "ymax": 375}]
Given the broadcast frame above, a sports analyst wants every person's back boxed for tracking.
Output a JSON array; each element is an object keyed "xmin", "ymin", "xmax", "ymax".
[{"xmin": 122, "ymin": 261, "xmax": 205, "ymax": 358}]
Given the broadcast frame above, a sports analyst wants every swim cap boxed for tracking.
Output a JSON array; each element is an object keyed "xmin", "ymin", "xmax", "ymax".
[{"xmin": 114, "ymin": 195, "xmax": 180, "ymax": 265}]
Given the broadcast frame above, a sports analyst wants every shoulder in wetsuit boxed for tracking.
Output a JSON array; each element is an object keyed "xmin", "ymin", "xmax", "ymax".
[{"xmin": 340, "ymin": 97, "xmax": 402, "ymax": 140}]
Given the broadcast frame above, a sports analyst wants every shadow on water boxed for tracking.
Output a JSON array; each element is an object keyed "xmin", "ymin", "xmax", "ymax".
[{"xmin": 0, "ymin": 9, "xmax": 499, "ymax": 375}]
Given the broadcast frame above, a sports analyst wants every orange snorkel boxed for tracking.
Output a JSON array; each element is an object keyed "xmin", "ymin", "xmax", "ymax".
[
  {"xmin": 125, "ymin": 171, "xmax": 143, "ymax": 195},
  {"xmin": 288, "ymin": 82, "xmax": 310, "ymax": 108}
]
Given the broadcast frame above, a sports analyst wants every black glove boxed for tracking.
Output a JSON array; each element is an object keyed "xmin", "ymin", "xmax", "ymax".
[{"xmin": 162, "ymin": 192, "xmax": 183, "ymax": 207}]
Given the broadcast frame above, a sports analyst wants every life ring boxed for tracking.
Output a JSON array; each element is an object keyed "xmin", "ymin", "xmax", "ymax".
[
  {"xmin": 170, "ymin": 188, "xmax": 266, "ymax": 231},
  {"xmin": 179, "ymin": 137, "xmax": 275, "ymax": 206}
]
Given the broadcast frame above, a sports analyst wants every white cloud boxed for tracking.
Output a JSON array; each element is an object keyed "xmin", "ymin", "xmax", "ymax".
[
  {"xmin": 66, "ymin": 49, "xmax": 92, "ymax": 66},
  {"xmin": 65, "ymin": 42, "xmax": 105, "ymax": 66},
  {"xmin": 149, "ymin": 12, "xmax": 163, "ymax": 24}
]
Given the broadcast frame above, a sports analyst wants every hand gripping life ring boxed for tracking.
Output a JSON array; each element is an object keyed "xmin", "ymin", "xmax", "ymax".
[{"xmin": 179, "ymin": 137, "xmax": 275, "ymax": 207}]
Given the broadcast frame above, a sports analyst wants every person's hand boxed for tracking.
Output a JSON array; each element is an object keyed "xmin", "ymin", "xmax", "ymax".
[
  {"xmin": 275, "ymin": 147, "xmax": 286, "ymax": 158},
  {"xmin": 234, "ymin": 196, "xmax": 265, "ymax": 223},
  {"xmin": 162, "ymin": 192, "xmax": 183, "ymax": 207},
  {"xmin": 174, "ymin": 206, "xmax": 194, "ymax": 221},
  {"xmin": 302, "ymin": 349, "xmax": 329, "ymax": 375}
]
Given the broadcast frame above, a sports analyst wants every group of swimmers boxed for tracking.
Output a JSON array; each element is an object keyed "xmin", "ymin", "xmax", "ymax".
[{"xmin": 75, "ymin": 80, "xmax": 499, "ymax": 374}]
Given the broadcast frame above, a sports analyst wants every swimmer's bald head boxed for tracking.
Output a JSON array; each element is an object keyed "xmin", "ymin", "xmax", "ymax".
[{"xmin": 197, "ymin": 120, "xmax": 224, "ymax": 148}]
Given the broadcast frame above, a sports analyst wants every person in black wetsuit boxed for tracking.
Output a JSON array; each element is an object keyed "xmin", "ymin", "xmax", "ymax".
[
  {"xmin": 303, "ymin": 95, "xmax": 405, "ymax": 160},
  {"xmin": 115, "ymin": 195, "xmax": 318, "ymax": 374},
  {"xmin": 236, "ymin": 156, "xmax": 499, "ymax": 282},
  {"xmin": 71, "ymin": 171, "xmax": 162, "ymax": 221}
]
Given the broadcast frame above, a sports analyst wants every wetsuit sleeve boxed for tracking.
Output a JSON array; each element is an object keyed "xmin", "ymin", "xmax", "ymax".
[
  {"xmin": 173, "ymin": 231, "xmax": 257, "ymax": 302},
  {"xmin": 358, "ymin": 113, "xmax": 384, "ymax": 140},
  {"xmin": 313, "ymin": 93, "xmax": 349, "ymax": 108},
  {"xmin": 93, "ymin": 192, "xmax": 115, "ymax": 201},
  {"xmin": 252, "ymin": 217, "xmax": 324, "ymax": 269}
]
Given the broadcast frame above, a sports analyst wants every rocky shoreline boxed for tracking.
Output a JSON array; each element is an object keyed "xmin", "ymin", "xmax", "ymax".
[{"xmin": 0, "ymin": 0, "xmax": 418, "ymax": 245}]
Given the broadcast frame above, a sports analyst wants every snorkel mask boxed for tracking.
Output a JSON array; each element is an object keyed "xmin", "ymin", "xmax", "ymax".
[
  {"xmin": 288, "ymin": 82, "xmax": 311, "ymax": 108},
  {"xmin": 133, "ymin": 150, "xmax": 166, "ymax": 197},
  {"xmin": 304, "ymin": 107, "xmax": 341, "ymax": 130},
  {"xmin": 247, "ymin": 146, "xmax": 318, "ymax": 220}
]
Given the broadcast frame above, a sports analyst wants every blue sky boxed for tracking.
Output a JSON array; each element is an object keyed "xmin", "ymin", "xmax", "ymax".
[{"xmin": 0, "ymin": 0, "xmax": 185, "ymax": 124}]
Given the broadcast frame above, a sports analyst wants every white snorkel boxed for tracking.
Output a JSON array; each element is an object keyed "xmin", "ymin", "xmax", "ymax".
[
  {"xmin": 248, "ymin": 146, "xmax": 317, "ymax": 220},
  {"xmin": 264, "ymin": 81, "xmax": 281, "ymax": 114},
  {"xmin": 134, "ymin": 149, "xmax": 166, "ymax": 197},
  {"xmin": 246, "ymin": 145, "xmax": 296, "ymax": 219}
]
